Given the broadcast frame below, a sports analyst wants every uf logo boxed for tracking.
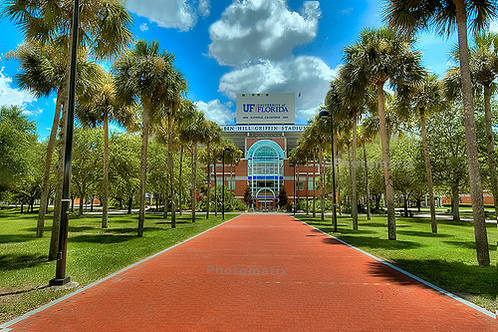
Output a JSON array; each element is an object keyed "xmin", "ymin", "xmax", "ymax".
[{"xmin": 243, "ymin": 104, "xmax": 255, "ymax": 113}]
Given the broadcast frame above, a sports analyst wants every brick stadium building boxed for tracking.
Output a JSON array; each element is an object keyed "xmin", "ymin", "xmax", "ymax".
[{"xmin": 212, "ymin": 93, "xmax": 323, "ymax": 210}]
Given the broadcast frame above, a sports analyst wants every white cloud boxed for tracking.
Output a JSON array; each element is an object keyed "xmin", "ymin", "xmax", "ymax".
[
  {"xmin": 127, "ymin": 0, "xmax": 211, "ymax": 31},
  {"xmin": 208, "ymin": 0, "xmax": 321, "ymax": 66},
  {"xmin": 22, "ymin": 108, "xmax": 43, "ymax": 117},
  {"xmin": 195, "ymin": 99, "xmax": 235, "ymax": 125},
  {"xmin": 198, "ymin": 0, "xmax": 211, "ymax": 17},
  {"xmin": 0, "ymin": 67, "xmax": 37, "ymax": 108},
  {"xmin": 219, "ymin": 56, "xmax": 336, "ymax": 116},
  {"xmin": 140, "ymin": 23, "xmax": 149, "ymax": 31}
]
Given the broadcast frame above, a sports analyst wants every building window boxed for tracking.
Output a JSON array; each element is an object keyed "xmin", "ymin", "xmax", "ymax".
[{"xmin": 247, "ymin": 140, "xmax": 284, "ymax": 201}]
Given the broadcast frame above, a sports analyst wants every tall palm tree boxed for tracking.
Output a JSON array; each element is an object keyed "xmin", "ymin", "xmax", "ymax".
[
  {"xmin": 2, "ymin": 0, "xmax": 133, "ymax": 247},
  {"xmin": 175, "ymin": 100, "xmax": 198, "ymax": 217},
  {"xmin": 76, "ymin": 69, "xmax": 136, "ymax": 228},
  {"xmin": 382, "ymin": 0, "xmax": 495, "ymax": 267},
  {"xmin": 470, "ymin": 32, "xmax": 498, "ymax": 223},
  {"xmin": 113, "ymin": 39, "xmax": 186, "ymax": 237},
  {"xmin": 180, "ymin": 111, "xmax": 209, "ymax": 222},
  {"xmin": 202, "ymin": 121, "xmax": 222, "ymax": 219},
  {"xmin": 343, "ymin": 27, "xmax": 424, "ymax": 240},
  {"xmin": 397, "ymin": 73, "xmax": 442, "ymax": 233}
]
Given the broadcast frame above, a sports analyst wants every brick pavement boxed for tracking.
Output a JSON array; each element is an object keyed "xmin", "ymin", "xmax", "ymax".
[{"xmin": 1, "ymin": 214, "xmax": 496, "ymax": 331}]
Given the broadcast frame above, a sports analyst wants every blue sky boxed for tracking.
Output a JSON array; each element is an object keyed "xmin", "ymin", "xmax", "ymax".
[{"xmin": 0, "ymin": 0, "xmax": 494, "ymax": 140}]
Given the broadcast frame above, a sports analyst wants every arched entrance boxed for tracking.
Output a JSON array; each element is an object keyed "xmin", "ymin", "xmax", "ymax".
[{"xmin": 247, "ymin": 140, "xmax": 284, "ymax": 211}]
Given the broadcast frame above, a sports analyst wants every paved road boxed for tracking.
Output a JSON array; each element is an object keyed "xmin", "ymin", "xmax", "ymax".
[{"xmin": 1, "ymin": 214, "xmax": 495, "ymax": 331}]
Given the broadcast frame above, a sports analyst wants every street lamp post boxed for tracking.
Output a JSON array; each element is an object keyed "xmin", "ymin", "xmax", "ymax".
[
  {"xmin": 222, "ymin": 146, "xmax": 230, "ymax": 220},
  {"xmin": 319, "ymin": 110, "xmax": 338, "ymax": 232},
  {"xmin": 290, "ymin": 163, "xmax": 296, "ymax": 215},
  {"xmin": 50, "ymin": 0, "xmax": 80, "ymax": 286}
]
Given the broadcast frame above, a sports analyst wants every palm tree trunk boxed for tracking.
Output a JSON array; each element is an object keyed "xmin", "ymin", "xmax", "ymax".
[
  {"xmin": 363, "ymin": 141, "xmax": 371, "ymax": 220},
  {"xmin": 351, "ymin": 109, "xmax": 358, "ymax": 230},
  {"xmin": 214, "ymin": 162, "xmax": 218, "ymax": 217},
  {"xmin": 319, "ymin": 146, "xmax": 325, "ymax": 221},
  {"xmin": 451, "ymin": 186, "xmax": 460, "ymax": 222},
  {"xmin": 483, "ymin": 83, "xmax": 498, "ymax": 219},
  {"xmin": 312, "ymin": 151, "xmax": 316, "ymax": 218},
  {"xmin": 138, "ymin": 100, "xmax": 151, "ymax": 237},
  {"xmin": 206, "ymin": 146, "xmax": 211, "ymax": 219},
  {"xmin": 37, "ymin": 91, "xmax": 63, "ymax": 238},
  {"xmin": 454, "ymin": 0, "xmax": 490, "ymax": 266},
  {"xmin": 102, "ymin": 113, "xmax": 109, "ymax": 228},
  {"xmin": 376, "ymin": 81, "xmax": 396, "ymax": 240},
  {"xmin": 191, "ymin": 144, "xmax": 197, "ymax": 222},
  {"xmin": 179, "ymin": 146, "xmax": 183, "ymax": 216},
  {"xmin": 306, "ymin": 160, "xmax": 309, "ymax": 215},
  {"xmin": 296, "ymin": 165, "xmax": 300, "ymax": 212},
  {"xmin": 168, "ymin": 117, "xmax": 176, "ymax": 228},
  {"xmin": 419, "ymin": 108, "xmax": 437, "ymax": 233},
  {"xmin": 78, "ymin": 189, "xmax": 84, "ymax": 216}
]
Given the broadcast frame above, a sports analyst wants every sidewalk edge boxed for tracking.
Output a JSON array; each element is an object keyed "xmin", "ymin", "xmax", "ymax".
[
  {"xmin": 0, "ymin": 215, "xmax": 241, "ymax": 331},
  {"xmin": 296, "ymin": 217, "xmax": 497, "ymax": 320}
]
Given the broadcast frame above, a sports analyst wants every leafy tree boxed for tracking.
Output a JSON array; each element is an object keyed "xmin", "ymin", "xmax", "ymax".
[
  {"xmin": 278, "ymin": 186, "xmax": 288, "ymax": 211},
  {"xmin": 71, "ymin": 127, "xmax": 102, "ymax": 216},
  {"xmin": 427, "ymin": 103, "xmax": 468, "ymax": 221},
  {"xmin": 243, "ymin": 185, "xmax": 254, "ymax": 209},
  {"xmin": 113, "ymin": 39, "xmax": 186, "ymax": 237},
  {"xmin": 109, "ymin": 132, "xmax": 140, "ymax": 214},
  {"xmin": 0, "ymin": 105, "xmax": 38, "ymax": 194},
  {"xmin": 391, "ymin": 135, "xmax": 427, "ymax": 217}
]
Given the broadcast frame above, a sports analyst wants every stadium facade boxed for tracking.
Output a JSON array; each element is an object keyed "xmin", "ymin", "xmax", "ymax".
[{"xmin": 213, "ymin": 93, "xmax": 322, "ymax": 210}]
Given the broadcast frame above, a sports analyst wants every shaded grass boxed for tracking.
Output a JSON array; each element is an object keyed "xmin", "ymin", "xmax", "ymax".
[
  {"xmin": 298, "ymin": 214, "xmax": 498, "ymax": 312},
  {"xmin": 0, "ymin": 212, "xmax": 235, "ymax": 324}
]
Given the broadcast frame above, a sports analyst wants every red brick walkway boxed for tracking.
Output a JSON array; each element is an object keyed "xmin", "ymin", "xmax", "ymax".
[{"xmin": 2, "ymin": 214, "xmax": 496, "ymax": 331}]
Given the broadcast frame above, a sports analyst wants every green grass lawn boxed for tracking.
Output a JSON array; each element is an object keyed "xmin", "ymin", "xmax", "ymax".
[
  {"xmin": 0, "ymin": 209, "xmax": 235, "ymax": 324},
  {"xmin": 298, "ymin": 214, "xmax": 498, "ymax": 313}
]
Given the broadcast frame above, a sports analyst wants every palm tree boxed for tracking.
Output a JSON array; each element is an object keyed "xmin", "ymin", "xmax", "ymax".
[
  {"xmin": 397, "ymin": 73, "xmax": 442, "ymax": 233},
  {"xmin": 382, "ymin": 0, "xmax": 495, "ymax": 267},
  {"xmin": 113, "ymin": 39, "xmax": 186, "ymax": 237},
  {"xmin": 343, "ymin": 27, "xmax": 424, "ymax": 240},
  {"xmin": 76, "ymin": 69, "xmax": 136, "ymax": 228},
  {"xmin": 180, "ymin": 111, "xmax": 209, "ymax": 222},
  {"xmin": 2, "ymin": 0, "xmax": 133, "ymax": 248},
  {"xmin": 175, "ymin": 100, "xmax": 198, "ymax": 217},
  {"xmin": 470, "ymin": 32, "xmax": 498, "ymax": 224},
  {"xmin": 202, "ymin": 121, "xmax": 222, "ymax": 219}
]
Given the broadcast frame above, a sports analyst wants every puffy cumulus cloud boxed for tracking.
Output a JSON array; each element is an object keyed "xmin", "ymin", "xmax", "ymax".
[
  {"xmin": 195, "ymin": 99, "xmax": 235, "ymax": 125},
  {"xmin": 208, "ymin": 0, "xmax": 321, "ymax": 66},
  {"xmin": 219, "ymin": 56, "xmax": 336, "ymax": 120},
  {"xmin": 127, "ymin": 0, "xmax": 211, "ymax": 31},
  {"xmin": 0, "ymin": 68, "xmax": 37, "ymax": 109}
]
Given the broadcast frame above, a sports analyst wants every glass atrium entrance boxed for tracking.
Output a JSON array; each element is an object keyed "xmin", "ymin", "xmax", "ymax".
[{"xmin": 247, "ymin": 140, "xmax": 284, "ymax": 210}]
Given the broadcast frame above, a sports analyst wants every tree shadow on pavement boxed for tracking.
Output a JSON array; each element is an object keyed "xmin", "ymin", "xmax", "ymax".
[{"xmin": 367, "ymin": 259, "xmax": 498, "ymax": 299}]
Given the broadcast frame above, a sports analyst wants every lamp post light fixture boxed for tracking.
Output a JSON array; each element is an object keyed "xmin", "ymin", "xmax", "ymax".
[
  {"xmin": 222, "ymin": 146, "xmax": 231, "ymax": 220},
  {"xmin": 49, "ymin": 0, "xmax": 80, "ymax": 286},
  {"xmin": 289, "ymin": 163, "xmax": 296, "ymax": 215},
  {"xmin": 319, "ymin": 109, "xmax": 338, "ymax": 232}
]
